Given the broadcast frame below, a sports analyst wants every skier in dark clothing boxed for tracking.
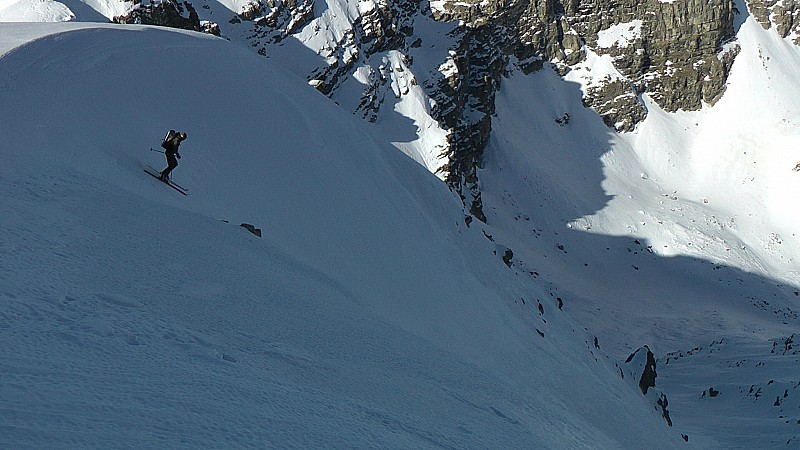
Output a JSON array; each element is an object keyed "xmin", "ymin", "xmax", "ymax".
[{"xmin": 160, "ymin": 130, "xmax": 187, "ymax": 181}]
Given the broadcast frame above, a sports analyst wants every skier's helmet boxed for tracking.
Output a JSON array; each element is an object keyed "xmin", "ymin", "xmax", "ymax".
[{"xmin": 179, "ymin": 132, "xmax": 187, "ymax": 140}]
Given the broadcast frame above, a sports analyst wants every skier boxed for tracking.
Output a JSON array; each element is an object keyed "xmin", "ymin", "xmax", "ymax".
[{"xmin": 160, "ymin": 130, "xmax": 187, "ymax": 181}]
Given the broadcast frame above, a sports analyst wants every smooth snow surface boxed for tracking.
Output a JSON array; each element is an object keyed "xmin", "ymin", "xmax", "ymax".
[
  {"xmin": 0, "ymin": 23, "xmax": 681, "ymax": 448},
  {"xmin": 0, "ymin": 0, "xmax": 129, "ymax": 21},
  {"xmin": 0, "ymin": 0, "xmax": 74, "ymax": 22}
]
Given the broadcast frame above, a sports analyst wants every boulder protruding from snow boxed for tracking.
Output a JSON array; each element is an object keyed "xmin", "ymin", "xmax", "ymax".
[
  {"xmin": 624, "ymin": 346, "xmax": 673, "ymax": 427},
  {"xmin": 240, "ymin": 223, "xmax": 262, "ymax": 237},
  {"xmin": 114, "ymin": 0, "xmax": 207, "ymax": 34}
]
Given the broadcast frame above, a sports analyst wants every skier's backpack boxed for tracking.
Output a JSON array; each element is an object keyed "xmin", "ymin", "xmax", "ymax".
[{"xmin": 161, "ymin": 129, "xmax": 177, "ymax": 150}]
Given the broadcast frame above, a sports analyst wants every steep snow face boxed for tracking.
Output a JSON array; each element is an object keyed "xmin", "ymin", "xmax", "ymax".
[{"xmin": 0, "ymin": 24, "xmax": 681, "ymax": 448}]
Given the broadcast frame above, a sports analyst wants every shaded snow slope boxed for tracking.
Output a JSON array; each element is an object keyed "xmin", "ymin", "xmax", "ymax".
[
  {"xmin": 478, "ymin": 13, "xmax": 800, "ymax": 448},
  {"xmin": 658, "ymin": 335, "xmax": 800, "ymax": 448},
  {"xmin": 0, "ymin": 24, "xmax": 680, "ymax": 447}
]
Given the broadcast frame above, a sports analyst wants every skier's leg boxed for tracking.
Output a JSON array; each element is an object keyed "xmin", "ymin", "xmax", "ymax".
[{"xmin": 161, "ymin": 154, "xmax": 178, "ymax": 180}]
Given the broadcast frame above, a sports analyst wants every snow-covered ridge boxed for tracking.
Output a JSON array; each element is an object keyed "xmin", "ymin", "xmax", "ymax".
[
  {"xmin": 0, "ymin": 0, "xmax": 131, "ymax": 21},
  {"xmin": 0, "ymin": 0, "xmax": 74, "ymax": 21}
]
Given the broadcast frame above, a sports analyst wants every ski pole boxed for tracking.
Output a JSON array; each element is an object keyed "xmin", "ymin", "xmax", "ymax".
[{"xmin": 150, "ymin": 147, "xmax": 165, "ymax": 154}]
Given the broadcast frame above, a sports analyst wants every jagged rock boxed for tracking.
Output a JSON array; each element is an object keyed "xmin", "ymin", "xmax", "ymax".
[
  {"xmin": 701, "ymin": 386, "xmax": 717, "ymax": 398},
  {"xmin": 424, "ymin": 0, "xmax": 739, "ymax": 214},
  {"xmin": 747, "ymin": 0, "xmax": 800, "ymax": 43},
  {"xmin": 624, "ymin": 346, "xmax": 658, "ymax": 394},
  {"xmin": 200, "ymin": 21, "xmax": 221, "ymax": 36},
  {"xmin": 583, "ymin": 79, "xmax": 646, "ymax": 132},
  {"xmin": 114, "ymin": 0, "xmax": 203, "ymax": 33},
  {"xmin": 624, "ymin": 346, "xmax": 673, "ymax": 426},
  {"xmin": 748, "ymin": 0, "xmax": 777, "ymax": 27},
  {"xmin": 238, "ymin": 1, "xmax": 263, "ymax": 21},
  {"xmin": 657, "ymin": 393, "xmax": 673, "ymax": 426},
  {"xmin": 502, "ymin": 248, "xmax": 513, "ymax": 267},
  {"xmin": 638, "ymin": 348, "xmax": 658, "ymax": 395},
  {"xmin": 354, "ymin": 52, "xmax": 418, "ymax": 122},
  {"xmin": 240, "ymin": 223, "xmax": 262, "ymax": 237},
  {"xmin": 249, "ymin": 0, "xmax": 315, "ymax": 48},
  {"xmin": 566, "ymin": 0, "xmax": 739, "ymax": 126}
]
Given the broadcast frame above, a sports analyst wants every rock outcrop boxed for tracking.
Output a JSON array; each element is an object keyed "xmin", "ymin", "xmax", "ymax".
[
  {"xmin": 418, "ymin": 0, "xmax": 739, "ymax": 217},
  {"xmin": 246, "ymin": 0, "xmax": 315, "ymax": 54},
  {"xmin": 114, "ymin": 0, "xmax": 209, "ymax": 33},
  {"xmin": 625, "ymin": 346, "xmax": 673, "ymax": 427},
  {"xmin": 748, "ymin": 0, "xmax": 800, "ymax": 44}
]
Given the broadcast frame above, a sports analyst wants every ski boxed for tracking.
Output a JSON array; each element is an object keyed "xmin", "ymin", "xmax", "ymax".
[
  {"xmin": 143, "ymin": 167, "xmax": 188, "ymax": 195},
  {"xmin": 167, "ymin": 179, "xmax": 188, "ymax": 191},
  {"xmin": 144, "ymin": 164, "xmax": 188, "ymax": 191}
]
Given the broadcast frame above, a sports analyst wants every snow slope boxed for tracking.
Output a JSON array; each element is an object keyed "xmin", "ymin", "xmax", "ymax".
[
  {"xmin": 0, "ymin": 24, "xmax": 681, "ymax": 447},
  {"xmin": 480, "ymin": 11, "xmax": 800, "ymax": 357},
  {"xmin": 477, "ymin": 11, "xmax": 800, "ymax": 448}
]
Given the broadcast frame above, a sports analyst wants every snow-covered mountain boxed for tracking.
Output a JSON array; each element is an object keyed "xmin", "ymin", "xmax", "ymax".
[
  {"xmin": 1, "ymin": 23, "xmax": 684, "ymax": 447},
  {"xmin": 2, "ymin": 0, "xmax": 800, "ymax": 446}
]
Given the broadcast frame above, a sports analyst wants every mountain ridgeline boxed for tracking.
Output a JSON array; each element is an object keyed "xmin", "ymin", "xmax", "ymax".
[{"xmin": 127, "ymin": 0, "xmax": 794, "ymax": 221}]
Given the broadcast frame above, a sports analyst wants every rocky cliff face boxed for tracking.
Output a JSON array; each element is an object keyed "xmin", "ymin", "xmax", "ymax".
[
  {"xmin": 114, "ymin": 0, "xmax": 208, "ymax": 33},
  {"xmin": 426, "ymin": 0, "xmax": 740, "ymax": 216},
  {"xmin": 568, "ymin": 0, "xmax": 739, "ymax": 128},
  {"xmin": 747, "ymin": 0, "xmax": 800, "ymax": 42}
]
